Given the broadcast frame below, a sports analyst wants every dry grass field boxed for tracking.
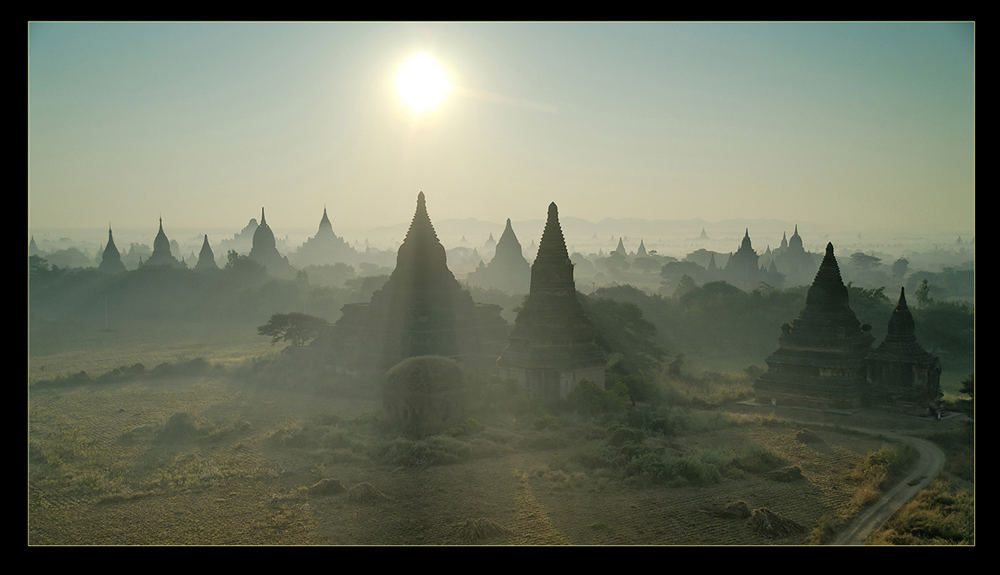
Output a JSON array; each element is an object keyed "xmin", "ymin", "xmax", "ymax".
[{"xmin": 28, "ymin": 337, "xmax": 927, "ymax": 547}]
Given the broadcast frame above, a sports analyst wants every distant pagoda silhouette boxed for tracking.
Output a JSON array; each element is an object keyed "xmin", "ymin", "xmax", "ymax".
[
  {"xmin": 755, "ymin": 243, "xmax": 874, "ymax": 409},
  {"xmin": 613, "ymin": 237, "xmax": 627, "ymax": 256},
  {"xmin": 292, "ymin": 206, "xmax": 357, "ymax": 267},
  {"xmin": 98, "ymin": 226, "xmax": 127, "ymax": 274},
  {"xmin": 497, "ymin": 202, "xmax": 606, "ymax": 400},
  {"xmin": 328, "ymin": 192, "xmax": 505, "ymax": 372},
  {"xmin": 466, "ymin": 218, "xmax": 530, "ymax": 294},
  {"xmin": 141, "ymin": 218, "xmax": 185, "ymax": 269},
  {"xmin": 248, "ymin": 208, "xmax": 296, "ymax": 279},
  {"xmin": 865, "ymin": 287, "xmax": 942, "ymax": 414},
  {"xmin": 29, "ymin": 235, "xmax": 42, "ymax": 258},
  {"xmin": 195, "ymin": 234, "xmax": 219, "ymax": 271},
  {"xmin": 636, "ymin": 239, "xmax": 648, "ymax": 257},
  {"xmin": 721, "ymin": 228, "xmax": 782, "ymax": 290}
]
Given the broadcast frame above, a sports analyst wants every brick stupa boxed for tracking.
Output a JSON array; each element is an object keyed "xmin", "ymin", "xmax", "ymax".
[
  {"xmin": 142, "ymin": 218, "xmax": 185, "ymax": 269},
  {"xmin": 195, "ymin": 234, "xmax": 218, "ymax": 271},
  {"xmin": 98, "ymin": 226, "xmax": 127, "ymax": 274},
  {"xmin": 865, "ymin": 287, "xmax": 942, "ymax": 414},
  {"xmin": 466, "ymin": 218, "xmax": 530, "ymax": 294},
  {"xmin": 292, "ymin": 206, "xmax": 357, "ymax": 267},
  {"xmin": 248, "ymin": 208, "xmax": 296, "ymax": 279},
  {"xmin": 755, "ymin": 242, "xmax": 874, "ymax": 409},
  {"xmin": 497, "ymin": 202, "xmax": 606, "ymax": 400},
  {"xmin": 330, "ymin": 192, "xmax": 505, "ymax": 373}
]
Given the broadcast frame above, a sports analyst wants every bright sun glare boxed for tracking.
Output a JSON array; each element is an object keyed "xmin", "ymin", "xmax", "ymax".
[{"xmin": 396, "ymin": 53, "xmax": 451, "ymax": 114}]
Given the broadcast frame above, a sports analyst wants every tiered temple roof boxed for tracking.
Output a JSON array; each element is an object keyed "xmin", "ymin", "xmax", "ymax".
[
  {"xmin": 755, "ymin": 243, "xmax": 874, "ymax": 408},
  {"xmin": 249, "ymin": 208, "xmax": 296, "ymax": 278},
  {"xmin": 466, "ymin": 218, "xmax": 530, "ymax": 294},
  {"xmin": 865, "ymin": 287, "xmax": 942, "ymax": 413},
  {"xmin": 773, "ymin": 224, "xmax": 817, "ymax": 283},
  {"xmin": 329, "ymin": 192, "xmax": 503, "ymax": 372},
  {"xmin": 613, "ymin": 237, "xmax": 627, "ymax": 256},
  {"xmin": 722, "ymin": 229, "xmax": 769, "ymax": 290},
  {"xmin": 195, "ymin": 235, "xmax": 219, "ymax": 270},
  {"xmin": 292, "ymin": 207, "xmax": 357, "ymax": 266},
  {"xmin": 142, "ymin": 219, "xmax": 185, "ymax": 269},
  {"xmin": 497, "ymin": 202, "xmax": 606, "ymax": 399},
  {"xmin": 98, "ymin": 227, "xmax": 127, "ymax": 274},
  {"xmin": 636, "ymin": 239, "xmax": 648, "ymax": 257}
]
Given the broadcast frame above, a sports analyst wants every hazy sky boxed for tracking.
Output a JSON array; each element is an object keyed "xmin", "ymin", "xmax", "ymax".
[{"xmin": 28, "ymin": 21, "xmax": 974, "ymax": 236}]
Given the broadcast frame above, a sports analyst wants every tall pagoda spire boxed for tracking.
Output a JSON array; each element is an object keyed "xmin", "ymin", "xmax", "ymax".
[
  {"xmin": 144, "ymin": 217, "xmax": 184, "ymax": 268},
  {"xmin": 530, "ymin": 203, "xmax": 574, "ymax": 294},
  {"xmin": 865, "ymin": 286, "xmax": 942, "ymax": 414},
  {"xmin": 613, "ymin": 236, "xmax": 626, "ymax": 256},
  {"xmin": 318, "ymin": 206, "xmax": 334, "ymax": 236},
  {"xmin": 395, "ymin": 191, "xmax": 447, "ymax": 272},
  {"xmin": 755, "ymin": 242, "xmax": 874, "ymax": 409},
  {"xmin": 789, "ymin": 225, "xmax": 804, "ymax": 251},
  {"xmin": 98, "ymin": 226, "xmax": 126, "ymax": 274},
  {"xmin": 498, "ymin": 202, "xmax": 606, "ymax": 400},
  {"xmin": 805, "ymin": 243, "xmax": 850, "ymax": 310},
  {"xmin": 196, "ymin": 234, "xmax": 219, "ymax": 270},
  {"xmin": 153, "ymin": 217, "xmax": 171, "ymax": 256},
  {"xmin": 466, "ymin": 216, "xmax": 530, "ymax": 294}
]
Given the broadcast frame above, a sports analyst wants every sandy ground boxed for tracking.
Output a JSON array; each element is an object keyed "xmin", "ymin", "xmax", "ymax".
[{"xmin": 28, "ymin": 374, "xmax": 966, "ymax": 547}]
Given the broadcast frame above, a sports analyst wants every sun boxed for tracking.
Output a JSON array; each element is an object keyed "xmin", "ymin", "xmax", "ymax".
[{"xmin": 396, "ymin": 53, "xmax": 451, "ymax": 114}]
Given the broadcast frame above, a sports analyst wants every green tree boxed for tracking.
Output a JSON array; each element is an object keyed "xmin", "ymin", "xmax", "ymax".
[
  {"xmin": 850, "ymin": 252, "xmax": 882, "ymax": 270},
  {"xmin": 960, "ymin": 374, "xmax": 973, "ymax": 399},
  {"xmin": 258, "ymin": 312, "xmax": 330, "ymax": 347}
]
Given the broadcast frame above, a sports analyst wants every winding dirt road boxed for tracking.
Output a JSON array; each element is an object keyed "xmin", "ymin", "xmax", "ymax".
[{"xmin": 828, "ymin": 430, "xmax": 946, "ymax": 545}]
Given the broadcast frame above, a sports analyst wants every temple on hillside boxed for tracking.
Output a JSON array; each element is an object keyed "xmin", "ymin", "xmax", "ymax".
[
  {"xmin": 497, "ymin": 202, "xmax": 606, "ymax": 400},
  {"xmin": 325, "ymin": 192, "xmax": 507, "ymax": 373},
  {"xmin": 142, "ymin": 218, "xmax": 186, "ymax": 269},
  {"xmin": 755, "ymin": 243, "xmax": 874, "ymax": 409},
  {"xmin": 98, "ymin": 227, "xmax": 127, "ymax": 274},
  {"xmin": 291, "ymin": 206, "xmax": 357, "ymax": 267},
  {"xmin": 865, "ymin": 288, "xmax": 942, "ymax": 415},
  {"xmin": 465, "ymin": 218, "xmax": 531, "ymax": 294},
  {"xmin": 248, "ymin": 208, "xmax": 296, "ymax": 279},
  {"xmin": 195, "ymin": 235, "xmax": 219, "ymax": 271}
]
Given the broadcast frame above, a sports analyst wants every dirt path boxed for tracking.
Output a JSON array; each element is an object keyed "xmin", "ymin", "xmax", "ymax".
[{"xmin": 828, "ymin": 430, "xmax": 946, "ymax": 545}]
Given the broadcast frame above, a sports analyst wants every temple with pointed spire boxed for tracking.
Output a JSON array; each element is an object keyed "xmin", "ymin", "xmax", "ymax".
[
  {"xmin": 466, "ymin": 218, "xmax": 530, "ymax": 294},
  {"xmin": 142, "ymin": 218, "xmax": 185, "ymax": 269},
  {"xmin": 325, "ymin": 192, "xmax": 506, "ymax": 373},
  {"xmin": 773, "ymin": 224, "xmax": 818, "ymax": 285},
  {"xmin": 613, "ymin": 237, "xmax": 627, "ymax": 257},
  {"xmin": 636, "ymin": 239, "xmax": 648, "ymax": 257},
  {"xmin": 98, "ymin": 226, "xmax": 127, "ymax": 274},
  {"xmin": 291, "ymin": 206, "xmax": 357, "ymax": 267},
  {"xmin": 755, "ymin": 243, "xmax": 874, "ymax": 409},
  {"xmin": 722, "ymin": 228, "xmax": 781, "ymax": 290},
  {"xmin": 497, "ymin": 202, "xmax": 606, "ymax": 400},
  {"xmin": 248, "ymin": 208, "xmax": 296, "ymax": 279},
  {"xmin": 195, "ymin": 234, "xmax": 219, "ymax": 271},
  {"xmin": 29, "ymin": 236, "xmax": 43, "ymax": 258},
  {"xmin": 865, "ymin": 287, "xmax": 942, "ymax": 414}
]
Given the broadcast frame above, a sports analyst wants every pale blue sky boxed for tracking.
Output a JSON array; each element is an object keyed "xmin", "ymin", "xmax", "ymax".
[{"xmin": 28, "ymin": 21, "xmax": 974, "ymax": 236}]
